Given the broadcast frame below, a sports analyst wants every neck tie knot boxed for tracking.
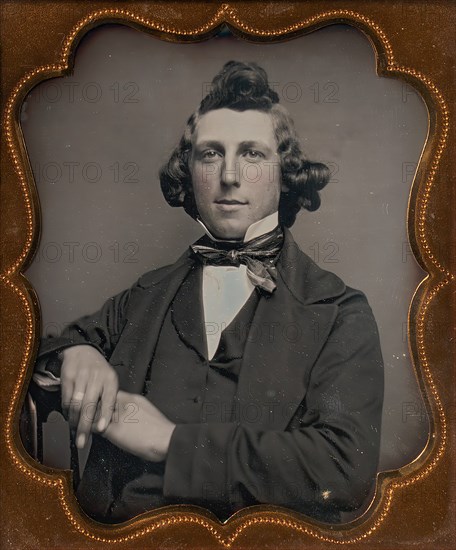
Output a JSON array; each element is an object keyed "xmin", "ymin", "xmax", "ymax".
[{"xmin": 190, "ymin": 226, "xmax": 284, "ymax": 293}]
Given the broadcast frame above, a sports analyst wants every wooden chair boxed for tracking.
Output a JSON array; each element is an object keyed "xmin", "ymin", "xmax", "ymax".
[{"xmin": 20, "ymin": 381, "xmax": 81, "ymax": 487}]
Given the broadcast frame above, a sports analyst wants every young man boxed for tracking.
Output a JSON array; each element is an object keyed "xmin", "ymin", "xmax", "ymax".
[{"xmin": 31, "ymin": 61, "xmax": 384, "ymax": 524}]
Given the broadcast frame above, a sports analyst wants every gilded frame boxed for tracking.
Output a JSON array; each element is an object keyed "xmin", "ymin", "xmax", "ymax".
[{"xmin": 0, "ymin": 1, "xmax": 454, "ymax": 548}]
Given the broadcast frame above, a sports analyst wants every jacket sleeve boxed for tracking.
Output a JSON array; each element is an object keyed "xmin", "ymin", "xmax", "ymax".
[
  {"xmin": 163, "ymin": 291, "xmax": 384, "ymax": 520},
  {"xmin": 34, "ymin": 287, "xmax": 132, "ymax": 380}
]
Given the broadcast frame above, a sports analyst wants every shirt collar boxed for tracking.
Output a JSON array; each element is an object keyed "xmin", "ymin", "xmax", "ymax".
[{"xmin": 196, "ymin": 211, "xmax": 279, "ymax": 243}]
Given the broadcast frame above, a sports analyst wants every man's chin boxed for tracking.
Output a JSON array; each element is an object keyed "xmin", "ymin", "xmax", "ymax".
[{"xmin": 209, "ymin": 223, "xmax": 247, "ymax": 241}]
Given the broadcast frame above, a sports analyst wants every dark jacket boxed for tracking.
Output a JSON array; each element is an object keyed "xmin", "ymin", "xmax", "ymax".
[{"xmin": 35, "ymin": 229, "xmax": 384, "ymax": 523}]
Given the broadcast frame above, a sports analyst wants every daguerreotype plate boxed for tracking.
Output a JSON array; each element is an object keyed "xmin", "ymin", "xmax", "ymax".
[{"xmin": 1, "ymin": 2, "xmax": 454, "ymax": 549}]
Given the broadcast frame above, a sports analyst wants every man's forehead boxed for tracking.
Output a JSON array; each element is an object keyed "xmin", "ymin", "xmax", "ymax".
[{"xmin": 193, "ymin": 108, "xmax": 275, "ymax": 144}]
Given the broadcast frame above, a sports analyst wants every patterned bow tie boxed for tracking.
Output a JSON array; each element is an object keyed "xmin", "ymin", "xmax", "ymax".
[{"xmin": 190, "ymin": 226, "xmax": 284, "ymax": 294}]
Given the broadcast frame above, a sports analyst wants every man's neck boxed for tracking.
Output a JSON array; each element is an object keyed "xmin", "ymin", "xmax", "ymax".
[{"xmin": 197, "ymin": 211, "xmax": 279, "ymax": 244}]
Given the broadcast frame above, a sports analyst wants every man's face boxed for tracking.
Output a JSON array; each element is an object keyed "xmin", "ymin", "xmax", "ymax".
[{"xmin": 190, "ymin": 108, "xmax": 282, "ymax": 240}]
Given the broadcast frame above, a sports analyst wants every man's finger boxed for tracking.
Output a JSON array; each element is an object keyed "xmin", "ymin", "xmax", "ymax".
[
  {"xmin": 75, "ymin": 385, "xmax": 102, "ymax": 449},
  {"xmin": 61, "ymin": 376, "xmax": 74, "ymax": 419},
  {"xmin": 96, "ymin": 381, "xmax": 118, "ymax": 433},
  {"xmin": 68, "ymin": 380, "xmax": 88, "ymax": 429}
]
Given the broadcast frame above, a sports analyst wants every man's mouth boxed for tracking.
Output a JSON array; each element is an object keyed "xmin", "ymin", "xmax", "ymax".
[
  {"xmin": 214, "ymin": 199, "xmax": 248, "ymax": 212},
  {"xmin": 215, "ymin": 199, "xmax": 247, "ymax": 205}
]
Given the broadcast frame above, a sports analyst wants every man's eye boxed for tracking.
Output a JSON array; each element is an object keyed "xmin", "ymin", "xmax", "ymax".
[
  {"xmin": 201, "ymin": 150, "xmax": 221, "ymax": 160},
  {"xmin": 244, "ymin": 150, "xmax": 264, "ymax": 160}
]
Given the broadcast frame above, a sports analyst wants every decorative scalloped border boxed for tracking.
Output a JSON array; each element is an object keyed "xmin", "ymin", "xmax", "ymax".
[{"xmin": 2, "ymin": 4, "xmax": 453, "ymax": 546}]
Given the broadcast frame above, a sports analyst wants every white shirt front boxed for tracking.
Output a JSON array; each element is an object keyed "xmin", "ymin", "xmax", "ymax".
[{"xmin": 197, "ymin": 212, "xmax": 279, "ymax": 360}]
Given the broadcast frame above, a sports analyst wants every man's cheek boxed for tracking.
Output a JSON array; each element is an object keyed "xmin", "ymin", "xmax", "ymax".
[{"xmin": 199, "ymin": 162, "xmax": 220, "ymax": 184}]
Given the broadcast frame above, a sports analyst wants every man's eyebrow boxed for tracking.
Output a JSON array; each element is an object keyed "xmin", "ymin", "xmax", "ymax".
[
  {"xmin": 193, "ymin": 139, "xmax": 275, "ymax": 154},
  {"xmin": 239, "ymin": 140, "xmax": 273, "ymax": 151},
  {"xmin": 193, "ymin": 140, "xmax": 224, "ymax": 150}
]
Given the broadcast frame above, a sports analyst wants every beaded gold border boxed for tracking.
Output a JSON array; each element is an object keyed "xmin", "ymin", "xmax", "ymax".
[{"xmin": 2, "ymin": 3, "xmax": 452, "ymax": 546}]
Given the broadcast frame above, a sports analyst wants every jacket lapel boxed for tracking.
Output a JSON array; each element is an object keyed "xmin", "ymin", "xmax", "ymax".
[
  {"xmin": 109, "ymin": 251, "xmax": 195, "ymax": 393},
  {"xmin": 235, "ymin": 229, "xmax": 346, "ymax": 430},
  {"xmin": 170, "ymin": 264, "xmax": 208, "ymax": 360}
]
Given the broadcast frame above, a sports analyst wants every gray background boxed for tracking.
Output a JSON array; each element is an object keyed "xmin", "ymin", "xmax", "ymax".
[{"xmin": 22, "ymin": 24, "xmax": 429, "ymax": 475}]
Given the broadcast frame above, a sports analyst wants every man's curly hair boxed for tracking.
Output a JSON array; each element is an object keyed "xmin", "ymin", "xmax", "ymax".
[{"xmin": 160, "ymin": 60, "xmax": 330, "ymax": 228}]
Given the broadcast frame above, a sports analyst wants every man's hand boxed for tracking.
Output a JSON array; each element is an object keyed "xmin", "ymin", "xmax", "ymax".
[
  {"xmin": 100, "ymin": 391, "xmax": 176, "ymax": 462},
  {"xmin": 60, "ymin": 345, "xmax": 118, "ymax": 449}
]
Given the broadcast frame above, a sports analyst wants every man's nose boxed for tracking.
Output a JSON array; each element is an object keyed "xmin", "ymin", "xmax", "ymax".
[{"xmin": 221, "ymin": 156, "xmax": 240, "ymax": 186}]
